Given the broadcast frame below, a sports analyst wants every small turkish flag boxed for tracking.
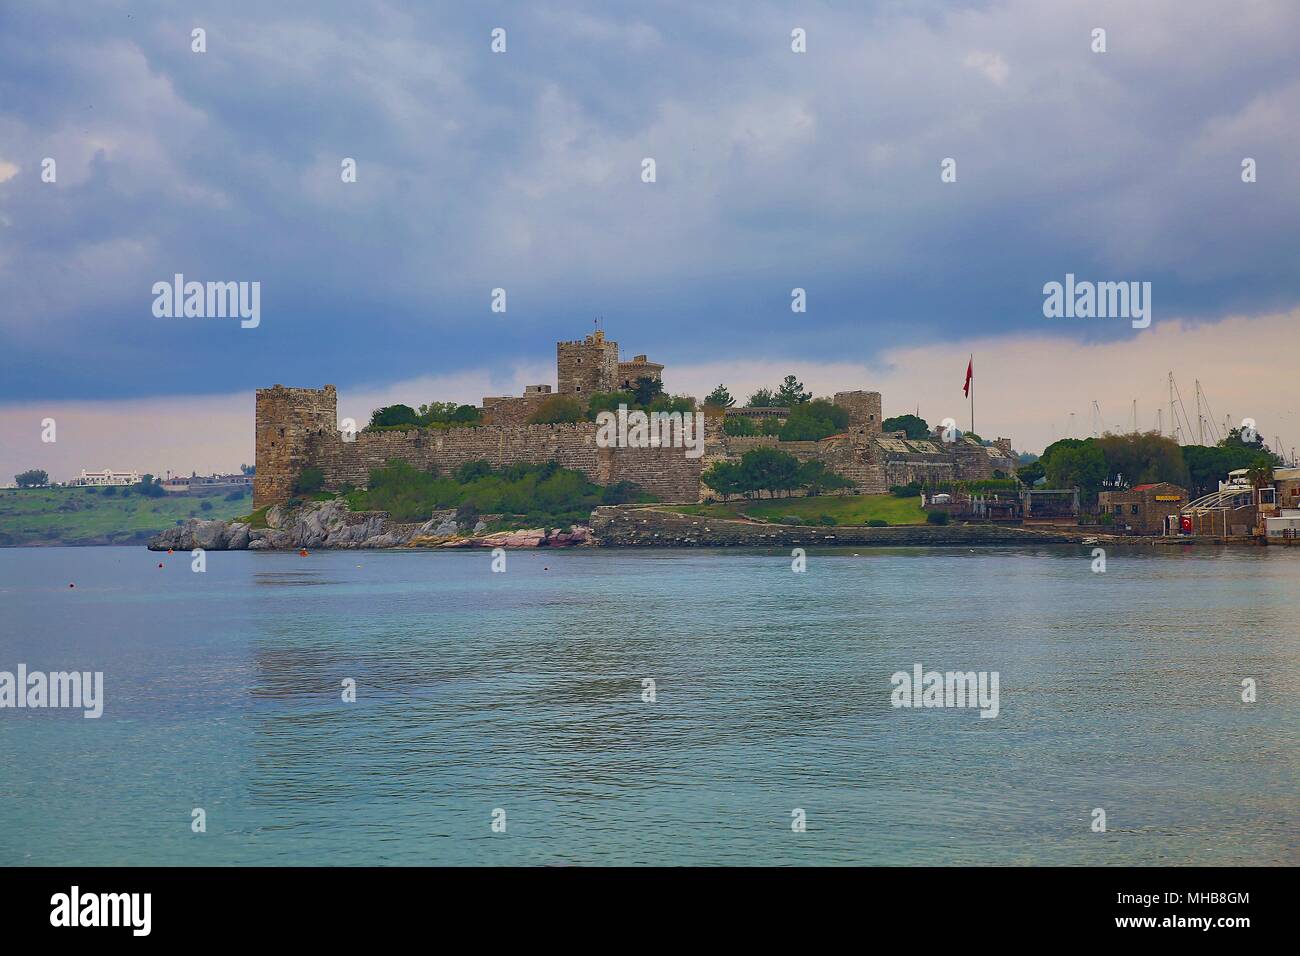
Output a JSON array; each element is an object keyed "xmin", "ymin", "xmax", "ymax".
[{"xmin": 963, "ymin": 357, "xmax": 973, "ymax": 397}]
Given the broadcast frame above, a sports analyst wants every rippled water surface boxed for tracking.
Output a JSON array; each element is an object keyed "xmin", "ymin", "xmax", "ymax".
[{"xmin": 1, "ymin": 545, "xmax": 1296, "ymax": 865}]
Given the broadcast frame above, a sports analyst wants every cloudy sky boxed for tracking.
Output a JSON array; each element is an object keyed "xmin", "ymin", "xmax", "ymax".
[{"xmin": 2, "ymin": 0, "xmax": 1299, "ymax": 480}]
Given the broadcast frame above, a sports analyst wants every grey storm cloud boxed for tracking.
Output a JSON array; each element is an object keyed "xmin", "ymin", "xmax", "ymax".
[{"xmin": 1, "ymin": 0, "xmax": 1298, "ymax": 402}]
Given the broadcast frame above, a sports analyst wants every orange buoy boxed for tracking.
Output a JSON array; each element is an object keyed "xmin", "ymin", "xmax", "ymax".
[
  {"xmin": 167, "ymin": 549, "xmax": 174, "ymax": 555},
  {"xmin": 299, "ymin": 549, "xmax": 309, "ymax": 557}
]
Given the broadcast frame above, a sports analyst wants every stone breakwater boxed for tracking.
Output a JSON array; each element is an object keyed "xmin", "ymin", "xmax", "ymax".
[
  {"xmin": 147, "ymin": 499, "xmax": 592, "ymax": 551},
  {"xmin": 588, "ymin": 506, "xmax": 1093, "ymax": 547}
]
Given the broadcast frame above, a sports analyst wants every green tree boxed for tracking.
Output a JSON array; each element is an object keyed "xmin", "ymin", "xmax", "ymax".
[
  {"xmin": 647, "ymin": 394, "xmax": 695, "ymax": 415},
  {"xmin": 369, "ymin": 404, "xmax": 420, "ymax": 428},
  {"xmin": 631, "ymin": 376, "xmax": 665, "ymax": 407},
  {"xmin": 739, "ymin": 447, "xmax": 802, "ymax": 498},
  {"xmin": 1016, "ymin": 460, "xmax": 1045, "ymax": 487},
  {"xmin": 797, "ymin": 459, "xmax": 855, "ymax": 496},
  {"xmin": 747, "ymin": 387, "xmax": 776, "ymax": 408},
  {"xmin": 1246, "ymin": 454, "xmax": 1275, "ymax": 490},
  {"xmin": 15, "ymin": 469, "xmax": 49, "ymax": 488},
  {"xmin": 776, "ymin": 375, "xmax": 812, "ymax": 406},
  {"xmin": 881, "ymin": 414, "xmax": 930, "ymax": 439},
  {"xmin": 415, "ymin": 402, "xmax": 480, "ymax": 427},
  {"xmin": 723, "ymin": 416, "xmax": 758, "ymax": 437},
  {"xmin": 1182, "ymin": 442, "xmax": 1271, "ymax": 497},
  {"xmin": 1095, "ymin": 431, "xmax": 1186, "ymax": 488},
  {"xmin": 701, "ymin": 460, "xmax": 745, "ymax": 501},
  {"xmin": 134, "ymin": 475, "xmax": 165, "ymax": 497},
  {"xmin": 1043, "ymin": 440, "xmax": 1106, "ymax": 492},
  {"xmin": 586, "ymin": 390, "xmax": 638, "ymax": 419},
  {"xmin": 1041, "ymin": 437, "xmax": 1085, "ymax": 462},
  {"xmin": 704, "ymin": 385, "xmax": 736, "ymax": 408},
  {"xmin": 779, "ymin": 399, "xmax": 850, "ymax": 441}
]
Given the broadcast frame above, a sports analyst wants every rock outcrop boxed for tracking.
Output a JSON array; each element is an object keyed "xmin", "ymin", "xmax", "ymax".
[{"xmin": 147, "ymin": 499, "xmax": 594, "ymax": 551}]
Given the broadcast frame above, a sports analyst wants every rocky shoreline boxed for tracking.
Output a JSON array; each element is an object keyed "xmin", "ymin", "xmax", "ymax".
[
  {"xmin": 146, "ymin": 499, "xmax": 1123, "ymax": 551},
  {"xmin": 587, "ymin": 506, "xmax": 1102, "ymax": 547},
  {"xmin": 147, "ymin": 499, "xmax": 593, "ymax": 551}
]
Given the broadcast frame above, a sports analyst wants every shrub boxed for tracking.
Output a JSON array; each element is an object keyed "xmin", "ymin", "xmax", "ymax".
[
  {"xmin": 723, "ymin": 416, "xmax": 758, "ymax": 437},
  {"xmin": 926, "ymin": 510, "xmax": 950, "ymax": 525},
  {"xmin": 890, "ymin": 483, "xmax": 922, "ymax": 498},
  {"xmin": 780, "ymin": 515, "xmax": 805, "ymax": 526},
  {"xmin": 819, "ymin": 515, "xmax": 837, "ymax": 525},
  {"xmin": 600, "ymin": 481, "xmax": 644, "ymax": 505},
  {"xmin": 454, "ymin": 502, "xmax": 480, "ymax": 529},
  {"xmin": 528, "ymin": 395, "xmax": 586, "ymax": 424},
  {"xmin": 200, "ymin": 500, "xmax": 213, "ymax": 511},
  {"xmin": 454, "ymin": 460, "xmax": 495, "ymax": 483},
  {"xmin": 350, "ymin": 457, "xmax": 649, "ymax": 525},
  {"xmin": 295, "ymin": 466, "xmax": 325, "ymax": 494},
  {"xmin": 778, "ymin": 399, "xmax": 849, "ymax": 441},
  {"xmin": 866, "ymin": 519, "xmax": 888, "ymax": 527}
]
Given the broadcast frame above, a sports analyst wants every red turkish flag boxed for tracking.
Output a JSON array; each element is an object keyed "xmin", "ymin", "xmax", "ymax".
[{"xmin": 963, "ymin": 357, "xmax": 973, "ymax": 397}]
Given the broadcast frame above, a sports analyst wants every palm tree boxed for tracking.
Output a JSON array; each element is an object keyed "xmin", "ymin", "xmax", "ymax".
[{"xmin": 1246, "ymin": 454, "xmax": 1275, "ymax": 500}]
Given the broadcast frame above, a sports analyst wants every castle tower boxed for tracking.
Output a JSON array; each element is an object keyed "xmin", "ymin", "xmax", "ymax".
[
  {"xmin": 253, "ymin": 385, "xmax": 338, "ymax": 507},
  {"xmin": 556, "ymin": 331, "xmax": 620, "ymax": 396},
  {"xmin": 833, "ymin": 391, "xmax": 883, "ymax": 433}
]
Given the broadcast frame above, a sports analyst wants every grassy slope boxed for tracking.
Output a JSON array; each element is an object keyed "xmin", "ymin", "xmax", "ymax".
[
  {"xmin": 668, "ymin": 494, "xmax": 927, "ymax": 525},
  {"xmin": 0, "ymin": 487, "xmax": 251, "ymax": 546}
]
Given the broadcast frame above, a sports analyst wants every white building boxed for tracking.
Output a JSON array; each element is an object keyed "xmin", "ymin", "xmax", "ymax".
[
  {"xmin": 1265, "ymin": 509, "xmax": 1300, "ymax": 541},
  {"xmin": 67, "ymin": 469, "xmax": 141, "ymax": 487}
]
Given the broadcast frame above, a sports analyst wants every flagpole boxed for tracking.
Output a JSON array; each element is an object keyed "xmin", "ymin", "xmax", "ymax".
[{"xmin": 969, "ymin": 354, "xmax": 974, "ymax": 437}]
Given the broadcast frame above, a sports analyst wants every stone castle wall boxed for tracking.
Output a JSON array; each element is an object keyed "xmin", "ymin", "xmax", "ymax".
[
  {"xmin": 308, "ymin": 425, "xmax": 703, "ymax": 503},
  {"xmin": 255, "ymin": 380, "xmax": 1010, "ymax": 510},
  {"xmin": 480, "ymin": 393, "xmax": 552, "ymax": 425},
  {"xmin": 256, "ymin": 385, "xmax": 706, "ymax": 505}
]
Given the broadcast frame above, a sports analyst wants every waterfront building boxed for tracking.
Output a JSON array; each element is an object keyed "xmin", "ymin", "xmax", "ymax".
[
  {"xmin": 1098, "ymin": 482, "xmax": 1188, "ymax": 535},
  {"xmin": 67, "ymin": 469, "xmax": 140, "ymax": 487}
]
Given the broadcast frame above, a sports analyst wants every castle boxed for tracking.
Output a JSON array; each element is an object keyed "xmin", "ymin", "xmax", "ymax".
[{"xmin": 253, "ymin": 331, "xmax": 1017, "ymax": 508}]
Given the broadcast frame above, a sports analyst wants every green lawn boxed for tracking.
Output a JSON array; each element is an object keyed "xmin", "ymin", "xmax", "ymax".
[
  {"xmin": 668, "ymin": 494, "xmax": 926, "ymax": 525},
  {"xmin": 0, "ymin": 487, "xmax": 252, "ymax": 546}
]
